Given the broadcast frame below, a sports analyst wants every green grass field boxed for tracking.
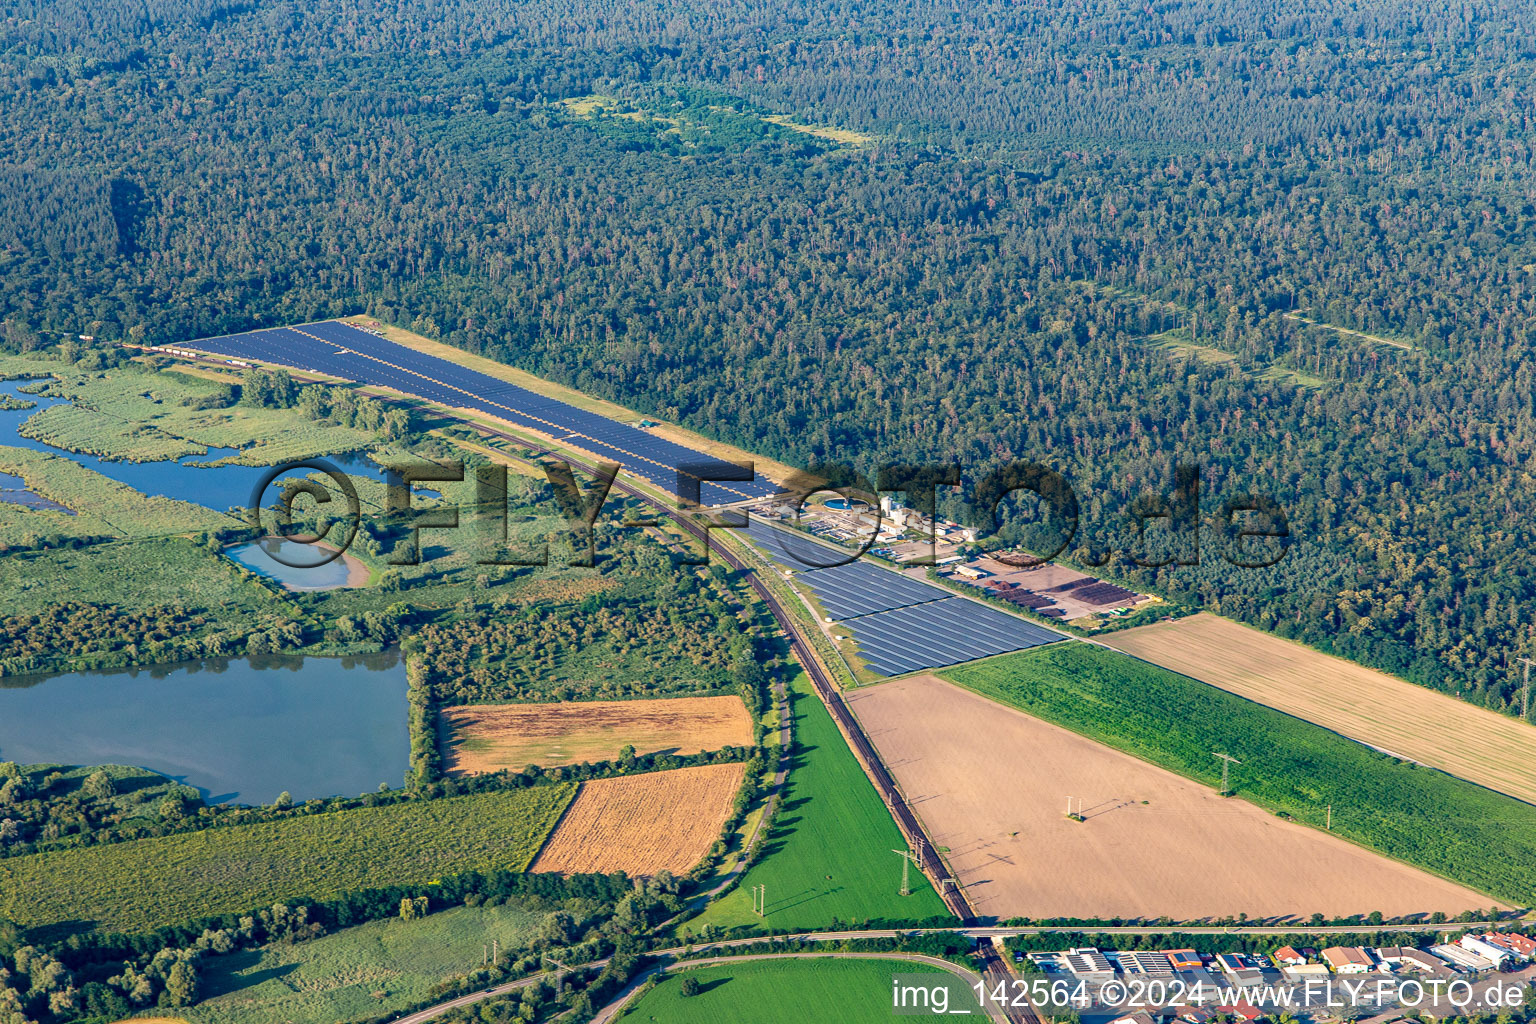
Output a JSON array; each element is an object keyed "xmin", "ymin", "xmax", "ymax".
[
  {"xmin": 621, "ymin": 957, "xmax": 984, "ymax": 1022},
  {"xmin": 186, "ymin": 903, "xmax": 543, "ymax": 1024},
  {"xmin": 19, "ymin": 402, "xmax": 205, "ymax": 462},
  {"xmin": 0, "ymin": 535, "xmax": 276, "ymax": 617},
  {"xmin": 690, "ymin": 670, "xmax": 952, "ymax": 932},
  {"xmin": 0, "ymin": 785, "xmax": 576, "ymax": 936},
  {"xmin": 944, "ymin": 643, "xmax": 1536, "ymax": 907}
]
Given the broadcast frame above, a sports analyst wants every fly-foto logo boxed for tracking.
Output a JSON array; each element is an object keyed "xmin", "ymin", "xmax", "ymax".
[{"xmin": 245, "ymin": 456, "xmax": 1292, "ymax": 572}]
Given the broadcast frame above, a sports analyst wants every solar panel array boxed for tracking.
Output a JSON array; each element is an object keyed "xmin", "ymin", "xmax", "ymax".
[
  {"xmin": 845, "ymin": 598, "xmax": 1063, "ymax": 676},
  {"xmin": 185, "ymin": 321, "xmax": 1064, "ymax": 676},
  {"xmin": 179, "ymin": 321, "xmax": 781, "ymax": 506},
  {"xmin": 743, "ymin": 518, "xmax": 1063, "ymax": 675},
  {"xmin": 742, "ymin": 518, "xmax": 852, "ymax": 569},
  {"xmin": 791, "ymin": 560, "xmax": 946, "ymax": 620}
]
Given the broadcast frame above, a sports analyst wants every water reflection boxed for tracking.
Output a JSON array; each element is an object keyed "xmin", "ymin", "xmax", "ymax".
[{"xmin": 0, "ymin": 650, "xmax": 408, "ymax": 805}]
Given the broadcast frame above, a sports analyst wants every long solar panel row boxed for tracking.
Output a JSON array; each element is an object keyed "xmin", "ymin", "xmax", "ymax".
[
  {"xmin": 178, "ymin": 321, "xmax": 780, "ymax": 506},
  {"xmin": 846, "ymin": 597, "xmax": 1063, "ymax": 676}
]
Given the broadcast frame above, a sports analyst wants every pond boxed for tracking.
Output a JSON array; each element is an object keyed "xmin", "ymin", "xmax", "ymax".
[
  {"xmin": 0, "ymin": 469, "xmax": 74, "ymax": 513},
  {"xmin": 0, "ymin": 650, "xmax": 409, "ymax": 805},
  {"xmin": 225, "ymin": 536, "xmax": 370, "ymax": 590},
  {"xmin": 0, "ymin": 378, "xmax": 437, "ymax": 515}
]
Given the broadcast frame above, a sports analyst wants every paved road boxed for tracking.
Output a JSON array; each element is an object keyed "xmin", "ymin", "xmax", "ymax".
[
  {"xmin": 393, "ymin": 957, "xmax": 608, "ymax": 1024},
  {"xmin": 377, "ymin": 920, "xmax": 1516, "ymax": 1024}
]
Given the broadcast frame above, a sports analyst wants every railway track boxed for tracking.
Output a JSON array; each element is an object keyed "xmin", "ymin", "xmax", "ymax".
[
  {"xmin": 554, "ymin": 458, "xmax": 1041, "ymax": 1024},
  {"xmin": 171, "ymin": 348, "xmax": 1039, "ymax": 1021},
  {"xmin": 562, "ymin": 463, "xmax": 1046, "ymax": 1024}
]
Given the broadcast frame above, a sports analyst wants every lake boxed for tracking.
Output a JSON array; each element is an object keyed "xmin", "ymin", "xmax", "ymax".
[{"xmin": 0, "ymin": 651, "xmax": 409, "ymax": 805}]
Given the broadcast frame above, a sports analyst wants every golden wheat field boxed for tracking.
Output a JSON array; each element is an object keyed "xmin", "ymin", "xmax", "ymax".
[
  {"xmin": 530, "ymin": 762, "xmax": 745, "ymax": 876},
  {"xmin": 440, "ymin": 696, "xmax": 754, "ymax": 774},
  {"xmin": 1104, "ymin": 613, "xmax": 1536, "ymax": 806}
]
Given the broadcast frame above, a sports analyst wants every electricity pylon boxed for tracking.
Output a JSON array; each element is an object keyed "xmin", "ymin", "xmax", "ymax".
[
  {"xmin": 892, "ymin": 848, "xmax": 920, "ymax": 896},
  {"xmin": 543, "ymin": 956, "xmax": 571, "ymax": 996},
  {"xmin": 1212, "ymin": 752, "xmax": 1241, "ymax": 795},
  {"xmin": 1519, "ymin": 657, "xmax": 1534, "ymax": 719}
]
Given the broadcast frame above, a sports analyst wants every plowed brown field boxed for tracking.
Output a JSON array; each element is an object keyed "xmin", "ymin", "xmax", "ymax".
[
  {"xmin": 848, "ymin": 674, "xmax": 1493, "ymax": 921},
  {"xmin": 441, "ymin": 696, "xmax": 753, "ymax": 774},
  {"xmin": 530, "ymin": 762, "xmax": 745, "ymax": 876}
]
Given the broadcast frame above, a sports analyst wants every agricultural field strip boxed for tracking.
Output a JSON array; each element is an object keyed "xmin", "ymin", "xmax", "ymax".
[
  {"xmin": 1103, "ymin": 613, "xmax": 1536, "ymax": 808},
  {"xmin": 179, "ymin": 321, "xmax": 779, "ymax": 505},
  {"xmin": 942, "ymin": 643, "xmax": 1536, "ymax": 907},
  {"xmin": 0, "ymin": 786, "xmax": 576, "ymax": 934},
  {"xmin": 439, "ymin": 696, "xmax": 754, "ymax": 774},
  {"xmin": 529, "ymin": 763, "xmax": 745, "ymax": 876}
]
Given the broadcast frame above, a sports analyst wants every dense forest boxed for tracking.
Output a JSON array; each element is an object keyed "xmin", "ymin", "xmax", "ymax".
[{"xmin": 2, "ymin": 0, "xmax": 1535, "ymax": 705}]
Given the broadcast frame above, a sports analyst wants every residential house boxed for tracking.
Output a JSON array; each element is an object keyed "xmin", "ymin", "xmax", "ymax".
[
  {"xmin": 1473, "ymin": 933, "xmax": 1534, "ymax": 962},
  {"xmin": 1271, "ymin": 947, "xmax": 1306, "ymax": 967},
  {"xmin": 1321, "ymin": 947, "xmax": 1374, "ymax": 973},
  {"xmin": 1170, "ymin": 1006, "xmax": 1214, "ymax": 1024}
]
